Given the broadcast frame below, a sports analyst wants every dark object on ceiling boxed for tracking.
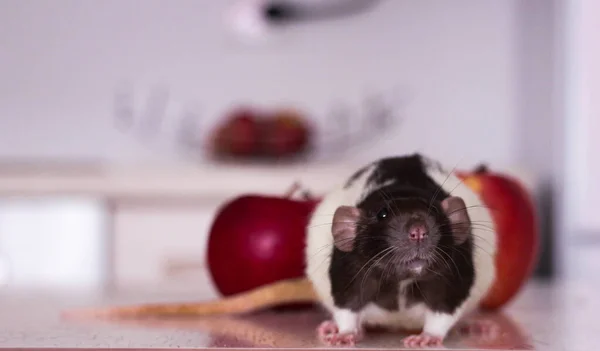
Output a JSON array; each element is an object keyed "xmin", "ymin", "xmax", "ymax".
[{"xmin": 261, "ymin": 0, "xmax": 383, "ymax": 24}]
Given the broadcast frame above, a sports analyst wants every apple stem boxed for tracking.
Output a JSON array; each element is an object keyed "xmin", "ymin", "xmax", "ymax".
[
  {"xmin": 284, "ymin": 181, "xmax": 301, "ymax": 198},
  {"xmin": 284, "ymin": 181, "xmax": 317, "ymax": 201},
  {"xmin": 301, "ymin": 190, "xmax": 315, "ymax": 201},
  {"xmin": 474, "ymin": 164, "xmax": 489, "ymax": 174}
]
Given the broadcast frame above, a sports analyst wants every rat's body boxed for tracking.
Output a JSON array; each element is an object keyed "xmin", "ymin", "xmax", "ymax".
[{"xmin": 305, "ymin": 154, "xmax": 497, "ymax": 347}]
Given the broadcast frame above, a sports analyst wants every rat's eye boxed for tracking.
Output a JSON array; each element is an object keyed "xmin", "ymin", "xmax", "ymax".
[{"xmin": 377, "ymin": 208, "xmax": 389, "ymax": 220}]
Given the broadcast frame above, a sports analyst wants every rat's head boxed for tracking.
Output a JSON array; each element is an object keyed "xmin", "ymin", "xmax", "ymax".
[{"xmin": 331, "ymin": 188, "xmax": 471, "ymax": 278}]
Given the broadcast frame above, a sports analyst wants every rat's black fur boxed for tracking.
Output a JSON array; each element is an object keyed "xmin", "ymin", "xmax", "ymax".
[{"xmin": 329, "ymin": 154, "xmax": 475, "ymax": 315}]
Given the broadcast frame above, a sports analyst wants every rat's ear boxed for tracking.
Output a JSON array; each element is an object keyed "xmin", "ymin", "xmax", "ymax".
[
  {"xmin": 331, "ymin": 205, "xmax": 361, "ymax": 252},
  {"xmin": 441, "ymin": 196, "xmax": 471, "ymax": 245}
]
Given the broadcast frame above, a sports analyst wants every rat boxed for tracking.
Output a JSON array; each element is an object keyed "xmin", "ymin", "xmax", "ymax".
[
  {"xmin": 63, "ymin": 153, "xmax": 497, "ymax": 348},
  {"xmin": 305, "ymin": 153, "xmax": 497, "ymax": 347}
]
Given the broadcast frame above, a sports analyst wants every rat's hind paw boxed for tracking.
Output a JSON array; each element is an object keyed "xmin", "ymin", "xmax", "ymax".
[
  {"xmin": 317, "ymin": 320, "xmax": 338, "ymax": 338},
  {"xmin": 402, "ymin": 333, "xmax": 443, "ymax": 348},
  {"xmin": 324, "ymin": 332, "xmax": 360, "ymax": 346},
  {"xmin": 317, "ymin": 320, "xmax": 362, "ymax": 346}
]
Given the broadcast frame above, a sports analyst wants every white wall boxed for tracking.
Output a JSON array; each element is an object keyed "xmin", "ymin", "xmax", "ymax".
[
  {"xmin": 563, "ymin": 0, "xmax": 600, "ymax": 233},
  {"xmin": 0, "ymin": 0, "xmax": 522, "ymax": 169},
  {"xmin": 0, "ymin": 0, "xmax": 568, "ymax": 287}
]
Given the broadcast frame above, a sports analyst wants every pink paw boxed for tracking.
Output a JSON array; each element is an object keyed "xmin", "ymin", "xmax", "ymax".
[
  {"xmin": 317, "ymin": 320, "xmax": 362, "ymax": 346},
  {"xmin": 403, "ymin": 333, "xmax": 443, "ymax": 348},
  {"xmin": 325, "ymin": 332, "xmax": 360, "ymax": 346},
  {"xmin": 317, "ymin": 320, "xmax": 339, "ymax": 339}
]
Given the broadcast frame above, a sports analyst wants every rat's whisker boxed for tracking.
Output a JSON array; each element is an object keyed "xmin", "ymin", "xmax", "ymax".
[
  {"xmin": 344, "ymin": 246, "xmax": 395, "ymax": 291},
  {"xmin": 427, "ymin": 160, "xmax": 464, "ymax": 218},
  {"xmin": 377, "ymin": 249, "xmax": 399, "ymax": 298},
  {"xmin": 443, "ymin": 204, "xmax": 499, "ymax": 217},
  {"xmin": 431, "ymin": 249, "xmax": 454, "ymax": 274},
  {"xmin": 360, "ymin": 246, "xmax": 396, "ymax": 298},
  {"xmin": 435, "ymin": 247, "xmax": 464, "ymax": 281},
  {"xmin": 376, "ymin": 187, "xmax": 399, "ymax": 217}
]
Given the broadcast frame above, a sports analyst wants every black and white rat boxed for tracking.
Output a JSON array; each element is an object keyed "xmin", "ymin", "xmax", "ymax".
[
  {"xmin": 305, "ymin": 153, "xmax": 497, "ymax": 347},
  {"xmin": 63, "ymin": 153, "xmax": 497, "ymax": 348}
]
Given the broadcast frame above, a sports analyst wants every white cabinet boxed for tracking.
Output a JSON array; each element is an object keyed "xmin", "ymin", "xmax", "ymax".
[
  {"xmin": 111, "ymin": 198, "xmax": 223, "ymax": 295},
  {"xmin": 0, "ymin": 162, "xmax": 547, "ymax": 290},
  {"xmin": 0, "ymin": 197, "xmax": 107, "ymax": 289}
]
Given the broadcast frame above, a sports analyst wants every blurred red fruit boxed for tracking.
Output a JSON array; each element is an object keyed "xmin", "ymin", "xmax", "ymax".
[
  {"xmin": 262, "ymin": 109, "xmax": 311, "ymax": 157},
  {"xmin": 456, "ymin": 168, "xmax": 539, "ymax": 310},
  {"xmin": 207, "ymin": 195, "xmax": 320, "ymax": 296},
  {"xmin": 213, "ymin": 107, "xmax": 260, "ymax": 156}
]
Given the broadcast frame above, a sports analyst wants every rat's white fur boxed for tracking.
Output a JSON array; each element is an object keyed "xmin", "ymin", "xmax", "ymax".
[{"xmin": 304, "ymin": 156, "xmax": 497, "ymax": 339}]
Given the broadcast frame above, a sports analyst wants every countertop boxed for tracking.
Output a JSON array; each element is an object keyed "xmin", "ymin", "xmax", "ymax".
[
  {"xmin": 0, "ymin": 161, "xmax": 356, "ymax": 199},
  {"xmin": 0, "ymin": 278, "xmax": 595, "ymax": 350}
]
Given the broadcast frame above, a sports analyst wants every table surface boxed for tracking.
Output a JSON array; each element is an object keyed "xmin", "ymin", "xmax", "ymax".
[{"xmin": 0, "ymin": 279, "xmax": 595, "ymax": 351}]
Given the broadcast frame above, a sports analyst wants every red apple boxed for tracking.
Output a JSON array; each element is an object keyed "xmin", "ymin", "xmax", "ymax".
[
  {"xmin": 211, "ymin": 107, "xmax": 261, "ymax": 157},
  {"xmin": 261, "ymin": 109, "xmax": 311, "ymax": 157},
  {"xmin": 207, "ymin": 194, "xmax": 319, "ymax": 296},
  {"xmin": 456, "ymin": 167, "xmax": 539, "ymax": 310}
]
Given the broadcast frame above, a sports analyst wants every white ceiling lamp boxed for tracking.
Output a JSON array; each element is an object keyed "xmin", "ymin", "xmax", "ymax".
[{"xmin": 225, "ymin": 0, "xmax": 382, "ymax": 43}]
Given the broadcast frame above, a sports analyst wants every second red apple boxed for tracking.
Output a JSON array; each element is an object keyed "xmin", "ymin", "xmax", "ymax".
[
  {"xmin": 212, "ymin": 107, "xmax": 261, "ymax": 157},
  {"xmin": 261, "ymin": 108, "xmax": 312, "ymax": 157}
]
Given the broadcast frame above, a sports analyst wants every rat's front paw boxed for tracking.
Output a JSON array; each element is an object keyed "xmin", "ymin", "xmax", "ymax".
[
  {"xmin": 317, "ymin": 320, "xmax": 362, "ymax": 346},
  {"xmin": 402, "ymin": 333, "xmax": 443, "ymax": 348},
  {"xmin": 317, "ymin": 320, "xmax": 339, "ymax": 338}
]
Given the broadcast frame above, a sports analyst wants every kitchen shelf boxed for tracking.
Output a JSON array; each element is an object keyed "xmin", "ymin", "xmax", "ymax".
[
  {"xmin": 0, "ymin": 160, "xmax": 539, "ymax": 200},
  {"xmin": 0, "ymin": 161, "xmax": 355, "ymax": 199}
]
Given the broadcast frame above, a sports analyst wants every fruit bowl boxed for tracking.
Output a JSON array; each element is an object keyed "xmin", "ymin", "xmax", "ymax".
[
  {"xmin": 207, "ymin": 106, "xmax": 314, "ymax": 162},
  {"xmin": 205, "ymin": 93, "xmax": 399, "ymax": 164}
]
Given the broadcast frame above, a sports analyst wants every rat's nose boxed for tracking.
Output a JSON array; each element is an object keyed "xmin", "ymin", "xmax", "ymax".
[{"xmin": 408, "ymin": 223, "xmax": 428, "ymax": 241}]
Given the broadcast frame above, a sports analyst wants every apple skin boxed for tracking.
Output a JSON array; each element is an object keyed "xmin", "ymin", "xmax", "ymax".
[
  {"xmin": 262, "ymin": 109, "xmax": 312, "ymax": 157},
  {"xmin": 456, "ymin": 169, "xmax": 540, "ymax": 310},
  {"xmin": 207, "ymin": 195, "xmax": 320, "ymax": 296},
  {"xmin": 212, "ymin": 107, "xmax": 261, "ymax": 157}
]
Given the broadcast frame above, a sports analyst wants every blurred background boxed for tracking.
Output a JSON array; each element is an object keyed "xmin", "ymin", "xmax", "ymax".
[{"xmin": 0, "ymin": 0, "xmax": 595, "ymax": 294}]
